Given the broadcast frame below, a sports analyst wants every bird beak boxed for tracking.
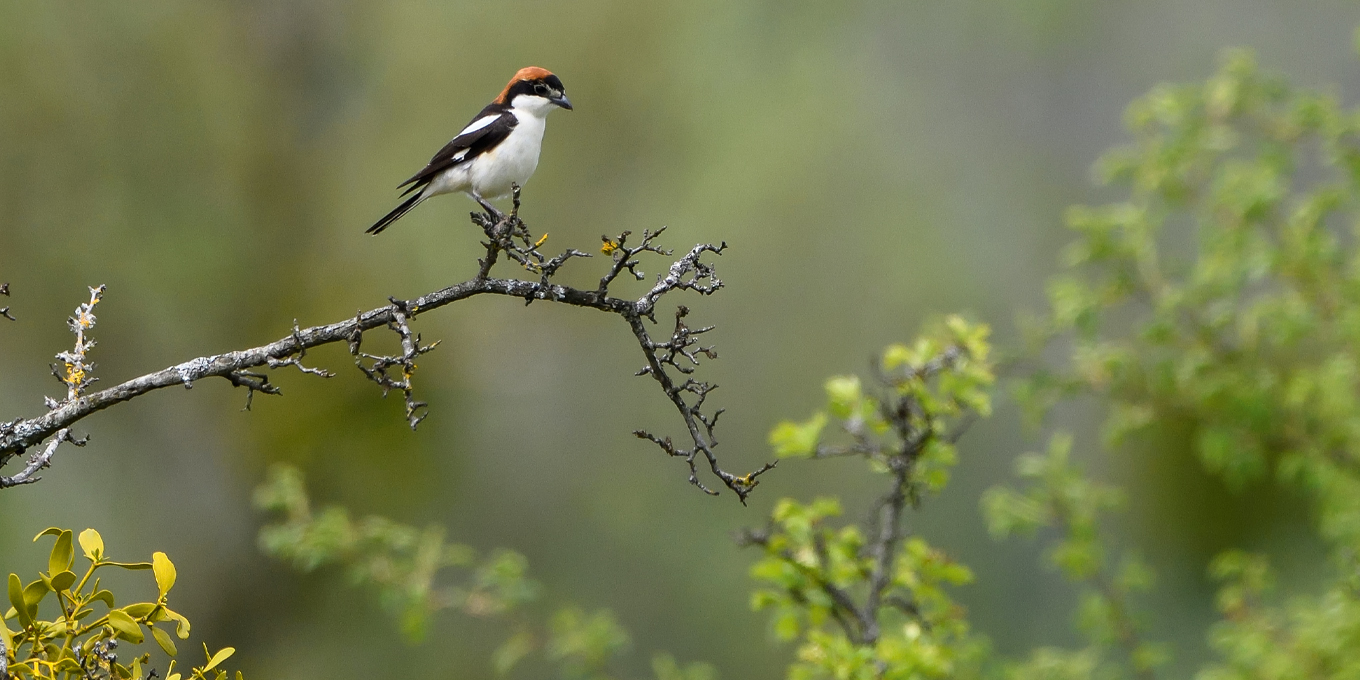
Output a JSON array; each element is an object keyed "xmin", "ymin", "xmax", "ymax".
[{"xmin": 552, "ymin": 94, "xmax": 573, "ymax": 110}]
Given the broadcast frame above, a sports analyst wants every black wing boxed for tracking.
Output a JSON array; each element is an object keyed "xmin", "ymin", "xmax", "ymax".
[{"xmin": 397, "ymin": 103, "xmax": 518, "ymax": 196}]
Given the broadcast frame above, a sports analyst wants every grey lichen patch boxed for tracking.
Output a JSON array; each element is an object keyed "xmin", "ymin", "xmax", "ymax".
[{"xmin": 174, "ymin": 355, "xmax": 217, "ymax": 388}]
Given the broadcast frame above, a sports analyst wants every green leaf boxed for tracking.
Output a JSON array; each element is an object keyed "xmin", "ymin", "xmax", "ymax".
[
  {"xmin": 773, "ymin": 609, "xmax": 800, "ymax": 640},
  {"xmin": 22, "ymin": 579, "xmax": 49, "ymax": 610},
  {"xmin": 107, "ymin": 609, "xmax": 144, "ymax": 643},
  {"xmin": 824, "ymin": 375, "xmax": 862, "ymax": 419},
  {"xmin": 768, "ymin": 413, "xmax": 827, "ymax": 458},
  {"xmin": 79, "ymin": 529, "xmax": 105, "ymax": 561},
  {"xmin": 104, "ymin": 561, "xmax": 153, "ymax": 571},
  {"xmin": 7, "ymin": 574, "xmax": 27, "ymax": 627},
  {"xmin": 49, "ymin": 530, "xmax": 74, "ymax": 575},
  {"xmin": 152, "ymin": 626, "xmax": 178, "ymax": 657},
  {"xmin": 123, "ymin": 602, "xmax": 157, "ymax": 618},
  {"xmin": 50, "ymin": 570, "xmax": 76, "ymax": 592},
  {"xmin": 55, "ymin": 657, "xmax": 83, "ymax": 673},
  {"xmin": 202, "ymin": 646, "xmax": 235, "ymax": 672},
  {"xmin": 165, "ymin": 607, "xmax": 191, "ymax": 639},
  {"xmin": 90, "ymin": 589, "xmax": 116, "ymax": 609},
  {"xmin": 152, "ymin": 552, "xmax": 177, "ymax": 598},
  {"xmin": 31, "ymin": 527, "xmax": 63, "ymax": 542},
  {"xmin": 492, "ymin": 629, "xmax": 534, "ymax": 675},
  {"xmin": 883, "ymin": 344, "xmax": 912, "ymax": 370}
]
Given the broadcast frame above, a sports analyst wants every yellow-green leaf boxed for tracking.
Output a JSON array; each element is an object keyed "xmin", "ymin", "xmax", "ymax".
[
  {"xmin": 90, "ymin": 590, "xmax": 116, "ymax": 609},
  {"xmin": 164, "ymin": 607, "xmax": 191, "ymax": 639},
  {"xmin": 104, "ymin": 561, "xmax": 152, "ymax": 571},
  {"xmin": 123, "ymin": 602, "xmax": 157, "ymax": 618},
  {"xmin": 768, "ymin": 413, "xmax": 828, "ymax": 458},
  {"xmin": 22, "ymin": 579, "xmax": 49, "ymax": 609},
  {"xmin": 7, "ymin": 574, "xmax": 27, "ymax": 626},
  {"xmin": 50, "ymin": 570, "xmax": 76, "ymax": 592},
  {"xmin": 152, "ymin": 553, "xmax": 177, "ymax": 598},
  {"xmin": 79, "ymin": 529, "xmax": 105, "ymax": 561},
  {"xmin": 32, "ymin": 527, "xmax": 62, "ymax": 542},
  {"xmin": 152, "ymin": 626, "xmax": 178, "ymax": 657},
  {"xmin": 493, "ymin": 629, "xmax": 534, "ymax": 675},
  {"xmin": 107, "ymin": 609, "xmax": 144, "ymax": 643},
  {"xmin": 49, "ymin": 530, "xmax": 74, "ymax": 575},
  {"xmin": 202, "ymin": 646, "xmax": 235, "ymax": 672}
]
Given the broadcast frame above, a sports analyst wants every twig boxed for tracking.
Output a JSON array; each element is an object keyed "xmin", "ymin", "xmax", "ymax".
[{"xmin": 0, "ymin": 428, "xmax": 84, "ymax": 488}]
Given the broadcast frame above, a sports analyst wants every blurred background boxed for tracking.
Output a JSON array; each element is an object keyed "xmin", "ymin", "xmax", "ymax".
[{"xmin": 1, "ymin": 1, "xmax": 1356, "ymax": 678}]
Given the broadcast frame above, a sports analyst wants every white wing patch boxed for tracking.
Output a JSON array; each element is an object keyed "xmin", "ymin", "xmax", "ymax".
[{"xmin": 456, "ymin": 114, "xmax": 502, "ymax": 138}]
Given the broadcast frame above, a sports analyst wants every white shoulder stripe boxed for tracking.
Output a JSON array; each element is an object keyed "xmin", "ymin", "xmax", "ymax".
[{"xmin": 456, "ymin": 114, "xmax": 501, "ymax": 138}]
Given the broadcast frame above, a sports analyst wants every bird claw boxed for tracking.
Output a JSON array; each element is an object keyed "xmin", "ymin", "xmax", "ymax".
[{"xmin": 474, "ymin": 195, "xmax": 503, "ymax": 221}]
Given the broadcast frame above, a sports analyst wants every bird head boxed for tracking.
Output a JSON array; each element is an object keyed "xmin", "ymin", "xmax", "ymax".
[{"xmin": 496, "ymin": 67, "xmax": 572, "ymax": 115}]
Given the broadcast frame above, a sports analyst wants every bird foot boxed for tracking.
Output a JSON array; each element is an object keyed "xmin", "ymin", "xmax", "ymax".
[{"xmin": 474, "ymin": 195, "xmax": 504, "ymax": 221}]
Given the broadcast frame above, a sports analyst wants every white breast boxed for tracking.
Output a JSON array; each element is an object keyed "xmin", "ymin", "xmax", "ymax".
[{"xmin": 469, "ymin": 109, "xmax": 546, "ymax": 199}]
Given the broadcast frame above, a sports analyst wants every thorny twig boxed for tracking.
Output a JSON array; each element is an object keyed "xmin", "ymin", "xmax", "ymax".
[
  {"xmin": 349, "ymin": 300, "xmax": 440, "ymax": 430},
  {"xmin": 0, "ymin": 282, "xmax": 13, "ymax": 321},
  {"xmin": 0, "ymin": 188, "xmax": 774, "ymax": 501},
  {"xmin": 49, "ymin": 285, "xmax": 105, "ymax": 404},
  {"xmin": 0, "ymin": 428, "xmax": 84, "ymax": 488}
]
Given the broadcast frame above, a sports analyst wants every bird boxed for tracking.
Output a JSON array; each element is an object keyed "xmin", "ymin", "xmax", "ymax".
[{"xmin": 366, "ymin": 66, "xmax": 573, "ymax": 235}]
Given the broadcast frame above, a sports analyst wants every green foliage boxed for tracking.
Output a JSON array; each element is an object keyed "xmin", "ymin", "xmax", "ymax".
[
  {"xmin": 254, "ymin": 464, "xmax": 539, "ymax": 642},
  {"xmin": 1196, "ymin": 551, "xmax": 1360, "ymax": 680},
  {"xmin": 1, "ymin": 528, "xmax": 238, "ymax": 680},
  {"xmin": 650, "ymin": 654, "xmax": 716, "ymax": 680},
  {"xmin": 1026, "ymin": 46, "xmax": 1360, "ymax": 530},
  {"xmin": 768, "ymin": 315, "xmax": 992, "ymax": 490},
  {"xmin": 997, "ymin": 43, "xmax": 1360, "ymax": 680},
  {"xmin": 546, "ymin": 607, "xmax": 631, "ymax": 680},
  {"xmin": 254, "ymin": 465, "xmax": 712, "ymax": 680},
  {"xmin": 752, "ymin": 319, "xmax": 994, "ymax": 679}
]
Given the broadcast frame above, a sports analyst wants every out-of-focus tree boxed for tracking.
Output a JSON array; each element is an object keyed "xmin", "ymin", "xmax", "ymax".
[{"xmin": 987, "ymin": 45, "xmax": 1360, "ymax": 678}]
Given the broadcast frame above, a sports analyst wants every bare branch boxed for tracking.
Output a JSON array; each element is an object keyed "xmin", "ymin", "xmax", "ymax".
[
  {"xmin": 349, "ymin": 300, "xmax": 440, "ymax": 430},
  {"xmin": 0, "ymin": 190, "xmax": 775, "ymax": 500},
  {"xmin": 0, "ymin": 428, "xmax": 84, "ymax": 488}
]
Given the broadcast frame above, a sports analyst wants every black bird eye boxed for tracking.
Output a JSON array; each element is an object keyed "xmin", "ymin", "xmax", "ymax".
[{"xmin": 534, "ymin": 83, "xmax": 549, "ymax": 95}]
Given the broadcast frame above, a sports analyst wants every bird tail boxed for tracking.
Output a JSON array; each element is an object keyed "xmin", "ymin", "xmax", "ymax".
[{"xmin": 366, "ymin": 191, "xmax": 425, "ymax": 235}]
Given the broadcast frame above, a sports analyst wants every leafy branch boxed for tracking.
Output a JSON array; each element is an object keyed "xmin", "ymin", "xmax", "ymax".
[
  {"xmin": 254, "ymin": 464, "xmax": 716, "ymax": 680},
  {"xmin": 741, "ymin": 317, "xmax": 994, "ymax": 680},
  {"xmin": 2, "ymin": 528, "xmax": 240, "ymax": 680},
  {"xmin": 983, "ymin": 435, "xmax": 1166, "ymax": 679}
]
